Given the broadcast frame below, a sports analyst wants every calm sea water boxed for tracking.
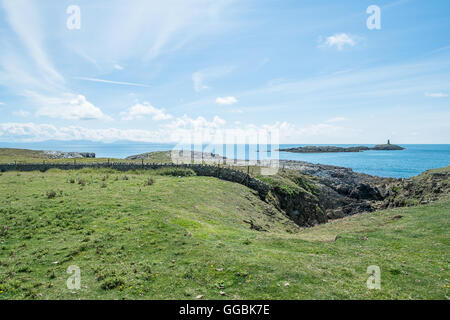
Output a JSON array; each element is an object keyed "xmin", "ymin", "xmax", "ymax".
[{"xmin": 1, "ymin": 141, "xmax": 449, "ymax": 178}]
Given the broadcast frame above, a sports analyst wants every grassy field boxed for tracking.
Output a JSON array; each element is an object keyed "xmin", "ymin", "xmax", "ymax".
[
  {"xmin": 0, "ymin": 148, "xmax": 266, "ymax": 176},
  {"xmin": 0, "ymin": 167, "xmax": 448, "ymax": 300}
]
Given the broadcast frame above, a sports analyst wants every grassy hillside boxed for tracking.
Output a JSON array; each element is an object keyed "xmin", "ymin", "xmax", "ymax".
[
  {"xmin": 0, "ymin": 168, "xmax": 448, "ymax": 300},
  {"xmin": 0, "ymin": 148, "xmax": 47, "ymax": 163}
]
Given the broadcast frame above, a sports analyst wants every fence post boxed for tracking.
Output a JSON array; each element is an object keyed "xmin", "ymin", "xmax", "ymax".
[{"xmin": 247, "ymin": 166, "xmax": 250, "ymax": 186}]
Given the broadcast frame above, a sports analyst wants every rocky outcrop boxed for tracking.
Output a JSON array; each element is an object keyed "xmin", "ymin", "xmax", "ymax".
[
  {"xmin": 278, "ymin": 144, "xmax": 404, "ymax": 153},
  {"xmin": 43, "ymin": 151, "xmax": 96, "ymax": 159},
  {"xmin": 372, "ymin": 144, "xmax": 404, "ymax": 150},
  {"xmin": 278, "ymin": 146, "xmax": 370, "ymax": 153},
  {"xmin": 263, "ymin": 161, "xmax": 394, "ymax": 225},
  {"xmin": 268, "ymin": 161, "xmax": 448, "ymax": 226},
  {"xmin": 127, "ymin": 150, "xmax": 226, "ymax": 162},
  {"xmin": 382, "ymin": 169, "xmax": 450, "ymax": 208}
]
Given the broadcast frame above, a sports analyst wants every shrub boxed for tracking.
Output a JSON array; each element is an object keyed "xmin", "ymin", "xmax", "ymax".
[
  {"xmin": 101, "ymin": 183, "xmax": 107, "ymax": 188},
  {"xmin": 46, "ymin": 190, "xmax": 57, "ymax": 199},
  {"xmin": 0, "ymin": 225, "xmax": 8, "ymax": 237},
  {"xmin": 48, "ymin": 270, "xmax": 56, "ymax": 279},
  {"xmin": 78, "ymin": 179, "xmax": 86, "ymax": 186},
  {"xmin": 155, "ymin": 167, "xmax": 196, "ymax": 177},
  {"xmin": 122, "ymin": 175, "xmax": 129, "ymax": 181},
  {"xmin": 101, "ymin": 276, "xmax": 125, "ymax": 290},
  {"xmin": 144, "ymin": 178, "xmax": 154, "ymax": 186},
  {"xmin": 69, "ymin": 178, "xmax": 75, "ymax": 184}
]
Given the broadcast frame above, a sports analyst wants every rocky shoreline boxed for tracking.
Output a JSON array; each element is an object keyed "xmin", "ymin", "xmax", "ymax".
[
  {"xmin": 43, "ymin": 150, "xmax": 96, "ymax": 159},
  {"xmin": 270, "ymin": 160, "xmax": 448, "ymax": 226}
]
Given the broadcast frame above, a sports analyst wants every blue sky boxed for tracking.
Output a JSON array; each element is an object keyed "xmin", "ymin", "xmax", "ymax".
[{"xmin": 0, "ymin": 0, "xmax": 449, "ymax": 144}]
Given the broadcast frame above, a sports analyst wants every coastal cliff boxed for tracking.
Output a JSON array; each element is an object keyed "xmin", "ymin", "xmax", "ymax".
[{"xmin": 260, "ymin": 160, "xmax": 448, "ymax": 227}]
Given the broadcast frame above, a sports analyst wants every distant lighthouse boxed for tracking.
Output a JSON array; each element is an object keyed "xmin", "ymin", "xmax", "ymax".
[{"xmin": 387, "ymin": 139, "xmax": 391, "ymax": 145}]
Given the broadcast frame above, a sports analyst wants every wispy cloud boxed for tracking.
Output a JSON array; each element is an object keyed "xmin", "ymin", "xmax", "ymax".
[
  {"xmin": 325, "ymin": 117, "xmax": 347, "ymax": 123},
  {"xmin": 70, "ymin": 0, "xmax": 239, "ymax": 63},
  {"xmin": 1, "ymin": 0, "xmax": 64, "ymax": 85},
  {"xmin": 216, "ymin": 96, "xmax": 238, "ymax": 105},
  {"xmin": 74, "ymin": 77, "xmax": 151, "ymax": 88},
  {"xmin": 243, "ymin": 56, "xmax": 450, "ymax": 104},
  {"xmin": 192, "ymin": 66, "xmax": 234, "ymax": 92},
  {"xmin": 425, "ymin": 92, "xmax": 448, "ymax": 98},
  {"xmin": 0, "ymin": 0, "xmax": 114, "ymax": 123},
  {"xmin": 114, "ymin": 64, "xmax": 124, "ymax": 71},
  {"xmin": 13, "ymin": 109, "xmax": 30, "ymax": 117}
]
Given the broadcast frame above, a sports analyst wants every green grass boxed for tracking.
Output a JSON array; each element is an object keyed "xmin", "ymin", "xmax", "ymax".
[
  {"xmin": 0, "ymin": 149, "xmax": 272, "ymax": 176},
  {"xmin": 0, "ymin": 167, "xmax": 448, "ymax": 300},
  {"xmin": 0, "ymin": 148, "xmax": 47, "ymax": 163}
]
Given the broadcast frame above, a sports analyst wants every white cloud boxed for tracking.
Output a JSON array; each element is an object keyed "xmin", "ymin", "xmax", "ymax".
[
  {"xmin": 0, "ymin": 122, "xmax": 163, "ymax": 142},
  {"xmin": 120, "ymin": 102, "xmax": 172, "ymax": 121},
  {"xmin": 425, "ymin": 92, "xmax": 448, "ymax": 98},
  {"xmin": 0, "ymin": 118, "xmax": 360, "ymax": 144},
  {"xmin": 114, "ymin": 64, "xmax": 124, "ymax": 70},
  {"xmin": 192, "ymin": 66, "xmax": 234, "ymax": 92},
  {"xmin": 13, "ymin": 110, "xmax": 30, "ymax": 117},
  {"xmin": 168, "ymin": 115, "xmax": 226, "ymax": 130},
  {"xmin": 216, "ymin": 96, "xmax": 238, "ymax": 105},
  {"xmin": 29, "ymin": 92, "xmax": 111, "ymax": 121},
  {"xmin": 0, "ymin": 102, "xmax": 4, "ymax": 105},
  {"xmin": 0, "ymin": 115, "xmax": 227, "ymax": 143},
  {"xmin": 321, "ymin": 33, "xmax": 356, "ymax": 51}
]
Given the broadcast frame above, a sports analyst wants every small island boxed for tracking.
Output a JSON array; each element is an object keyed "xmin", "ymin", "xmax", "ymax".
[{"xmin": 278, "ymin": 140, "xmax": 405, "ymax": 153}]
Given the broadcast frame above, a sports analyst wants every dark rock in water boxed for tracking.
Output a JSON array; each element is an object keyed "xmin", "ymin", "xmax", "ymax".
[
  {"xmin": 371, "ymin": 144, "xmax": 404, "ymax": 150},
  {"xmin": 278, "ymin": 143, "xmax": 404, "ymax": 153},
  {"xmin": 277, "ymin": 146, "xmax": 370, "ymax": 153}
]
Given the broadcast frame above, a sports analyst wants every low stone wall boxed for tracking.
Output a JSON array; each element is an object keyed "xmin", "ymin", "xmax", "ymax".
[{"xmin": 0, "ymin": 162, "xmax": 271, "ymax": 199}]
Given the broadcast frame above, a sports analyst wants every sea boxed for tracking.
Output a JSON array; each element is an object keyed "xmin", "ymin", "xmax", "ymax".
[{"xmin": 0, "ymin": 141, "xmax": 449, "ymax": 179}]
